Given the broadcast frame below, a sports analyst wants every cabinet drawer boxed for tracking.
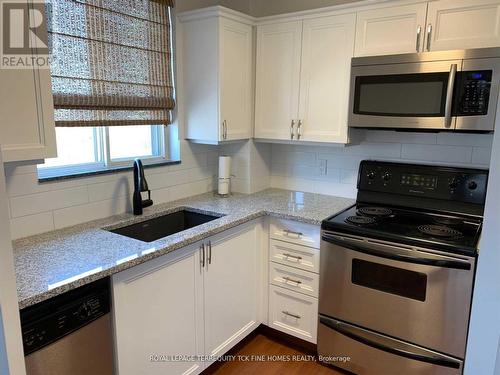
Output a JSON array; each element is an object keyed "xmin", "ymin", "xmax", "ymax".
[
  {"xmin": 270, "ymin": 239, "xmax": 320, "ymax": 273},
  {"xmin": 270, "ymin": 218, "xmax": 320, "ymax": 249},
  {"xmin": 269, "ymin": 262, "xmax": 319, "ymax": 298},
  {"xmin": 268, "ymin": 285, "xmax": 318, "ymax": 343}
]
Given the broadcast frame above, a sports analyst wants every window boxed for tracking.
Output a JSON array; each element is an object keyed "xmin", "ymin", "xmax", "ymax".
[
  {"xmin": 39, "ymin": 125, "xmax": 167, "ymax": 178},
  {"xmin": 38, "ymin": 0, "xmax": 176, "ymax": 179}
]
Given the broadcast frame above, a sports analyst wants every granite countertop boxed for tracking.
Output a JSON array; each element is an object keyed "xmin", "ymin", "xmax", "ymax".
[{"xmin": 13, "ymin": 188, "xmax": 354, "ymax": 309}]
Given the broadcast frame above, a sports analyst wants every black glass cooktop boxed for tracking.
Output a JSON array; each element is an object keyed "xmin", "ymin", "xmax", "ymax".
[{"xmin": 322, "ymin": 204, "xmax": 482, "ymax": 256}]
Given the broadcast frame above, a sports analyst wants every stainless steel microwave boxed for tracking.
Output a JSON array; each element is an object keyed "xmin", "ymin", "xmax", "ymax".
[{"xmin": 349, "ymin": 47, "xmax": 500, "ymax": 132}]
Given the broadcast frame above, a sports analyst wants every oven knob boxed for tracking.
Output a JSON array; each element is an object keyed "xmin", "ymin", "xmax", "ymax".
[
  {"xmin": 382, "ymin": 172, "xmax": 391, "ymax": 182},
  {"xmin": 367, "ymin": 171, "xmax": 376, "ymax": 180},
  {"xmin": 468, "ymin": 181, "xmax": 478, "ymax": 190},
  {"xmin": 77, "ymin": 303, "xmax": 92, "ymax": 320}
]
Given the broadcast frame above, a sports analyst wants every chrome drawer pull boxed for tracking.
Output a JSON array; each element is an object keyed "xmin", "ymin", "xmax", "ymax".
[
  {"xmin": 282, "ymin": 311, "xmax": 301, "ymax": 319},
  {"xmin": 283, "ymin": 229, "xmax": 303, "ymax": 237},
  {"xmin": 283, "ymin": 276, "xmax": 302, "ymax": 285},
  {"xmin": 282, "ymin": 253, "xmax": 302, "ymax": 261}
]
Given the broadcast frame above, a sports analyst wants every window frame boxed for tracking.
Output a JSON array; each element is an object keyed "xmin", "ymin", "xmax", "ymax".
[{"xmin": 37, "ymin": 125, "xmax": 170, "ymax": 179}]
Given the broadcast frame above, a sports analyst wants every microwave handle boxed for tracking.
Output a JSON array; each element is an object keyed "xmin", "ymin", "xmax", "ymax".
[{"xmin": 444, "ymin": 64, "xmax": 457, "ymax": 128}]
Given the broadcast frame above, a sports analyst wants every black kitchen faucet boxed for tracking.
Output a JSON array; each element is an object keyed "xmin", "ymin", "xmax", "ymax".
[{"xmin": 133, "ymin": 159, "xmax": 153, "ymax": 215}]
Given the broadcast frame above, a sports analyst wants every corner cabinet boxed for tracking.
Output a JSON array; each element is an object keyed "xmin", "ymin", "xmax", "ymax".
[
  {"xmin": 255, "ymin": 13, "xmax": 356, "ymax": 144},
  {"xmin": 112, "ymin": 221, "xmax": 263, "ymax": 375},
  {"xmin": 0, "ymin": 0, "xmax": 56, "ymax": 162},
  {"xmin": 179, "ymin": 7, "xmax": 254, "ymax": 145}
]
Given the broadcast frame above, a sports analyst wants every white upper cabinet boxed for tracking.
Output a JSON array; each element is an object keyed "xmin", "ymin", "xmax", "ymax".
[
  {"xmin": 354, "ymin": 3, "xmax": 428, "ymax": 56},
  {"xmin": 0, "ymin": 0, "xmax": 56, "ymax": 163},
  {"xmin": 255, "ymin": 15, "xmax": 355, "ymax": 144},
  {"xmin": 180, "ymin": 8, "xmax": 253, "ymax": 144},
  {"xmin": 255, "ymin": 21, "xmax": 302, "ymax": 141},
  {"xmin": 426, "ymin": 0, "xmax": 500, "ymax": 51},
  {"xmin": 298, "ymin": 14, "xmax": 356, "ymax": 143}
]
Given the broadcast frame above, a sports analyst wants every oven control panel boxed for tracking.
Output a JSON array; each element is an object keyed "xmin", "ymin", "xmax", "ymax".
[{"xmin": 358, "ymin": 161, "xmax": 488, "ymax": 205}]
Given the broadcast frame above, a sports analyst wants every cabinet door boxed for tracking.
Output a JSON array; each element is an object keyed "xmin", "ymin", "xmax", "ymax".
[
  {"xmin": 112, "ymin": 245, "xmax": 204, "ymax": 375},
  {"xmin": 426, "ymin": 0, "xmax": 500, "ymax": 51},
  {"xmin": 354, "ymin": 3, "xmax": 428, "ymax": 56},
  {"xmin": 204, "ymin": 223, "xmax": 260, "ymax": 359},
  {"xmin": 219, "ymin": 18, "xmax": 253, "ymax": 141},
  {"xmin": 298, "ymin": 14, "xmax": 355, "ymax": 143},
  {"xmin": 0, "ymin": 0, "xmax": 56, "ymax": 162},
  {"xmin": 255, "ymin": 21, "xmax": 302, "ymax": 140}
]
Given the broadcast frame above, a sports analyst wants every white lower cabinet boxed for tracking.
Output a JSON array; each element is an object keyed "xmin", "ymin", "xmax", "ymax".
[
  {"xmin": 203, "ymin": 223, "xmax": 261, "ymax": 361},
  {"xmin": 266, "ymin": 219, "xmax": 320, "ymax": 344},
  {"xmin": 268, "ymin": 285, "xmax": 318, "ymax": 344},
  {"xmin": 112, "ymin": 221, "xmax": 262, "ymax": 375}
]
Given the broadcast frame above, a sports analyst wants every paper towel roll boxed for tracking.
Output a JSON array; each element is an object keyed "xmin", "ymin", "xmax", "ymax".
[{"xmin": 218, "ymin": 156, "xmax": 232, "ymax": 179}]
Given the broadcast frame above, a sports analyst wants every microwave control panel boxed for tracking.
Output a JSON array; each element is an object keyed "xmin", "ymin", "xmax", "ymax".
[{"xmin": 455, "ymin": 70, "xmax": 492, "ymax": 116}]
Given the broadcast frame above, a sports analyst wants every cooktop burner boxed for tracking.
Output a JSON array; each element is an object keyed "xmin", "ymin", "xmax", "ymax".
[
  {"xmin": 357, "ymin": 207, "xmax": 393, "ymax": 217},
  {"xmin": 345, "ymin": 215, "xmax": 376, "ymax": 225},
  {"xmin": 323, "ymin": 204, "xmax": 482, "ymax": 256},
  {"xmin": 418, "ymin": 225, "xmax": 463, "ymax": 239}
]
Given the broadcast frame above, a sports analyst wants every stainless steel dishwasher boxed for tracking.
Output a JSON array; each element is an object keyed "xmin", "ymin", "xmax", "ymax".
[{"xmin": 21, "ymin": 277, "xmax": 114, "ymax": 375}]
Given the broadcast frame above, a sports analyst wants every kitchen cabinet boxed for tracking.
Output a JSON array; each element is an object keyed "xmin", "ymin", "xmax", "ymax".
[
  {"xmin": 266, "ymin": 218, "xmax": 320, "ymax": 344},
  {"xmin": 254, "ymin": 21, "xmax": 302, "ymax": 141},
  {"xmin": 112, "ymin": 221, "xmax": 262, "ymax": 375},
  {"xmin": 426, "ymin": 0, "xmax": 500, "ymax": 51},
  {"xmin": 203, "ymin": 223, "xmax": 261, "ymax": 360},
  {"xmin": 112, "ymin": 243, "xmax": 204, "ymax": 375},
  {"xmin": 354, "ymin": 3, "xmax": 428, "ymax": 56},
  {"xmin": 180, "ymin": 8, "xmax": 253, "ymax": 144},
  {"xmin": 0, "ymin": 0, "xmax": 56, "ymax": 162},
  {"xmin": 255, "ymin": 14, "xmax": 355, "ymax": 144}
]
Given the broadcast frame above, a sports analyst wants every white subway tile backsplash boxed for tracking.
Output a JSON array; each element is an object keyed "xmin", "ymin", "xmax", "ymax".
[
  {"xmin": 10, "ymin": 212, "xmax": 54, "ymax": 239},
  {"xmin": 401, "ymin": 144, "xmax": 473, "ymax": 164},
  {"xmin": 472, "ymin": 147, "xmax": 492, "ymax": 166},
  {"xmin": 271, "ymin": 130, "xmax": 492, "ymax": 198},
  {"xmin": 10, "ymin": 186, "xmax": 89, "ymax": 218}
]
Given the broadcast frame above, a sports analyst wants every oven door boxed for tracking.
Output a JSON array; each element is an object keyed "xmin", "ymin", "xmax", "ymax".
[
  {"xmin": 349, "ymin": 60, "xmax": 461, "ymax": 130},
  {"xmin": 319, "ymin": 231, "xmax": 475, "ymax": 358}
]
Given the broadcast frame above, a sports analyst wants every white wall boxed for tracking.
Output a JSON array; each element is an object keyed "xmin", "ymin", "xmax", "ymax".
[
  {"xmin": 4, "ymin": 140, "xmax": 219, "ymax": 239},
  {"xmin": 464, "ymin": 117, "xmax": 500, "ymax": 375},
  {"xmin": 177, "ymin": 0, "xmax": 252, "ymax": 14},
  {"xmin": 269, "ymin": 129, "xmax": 493, "ymax": 198},
  {"xmin": 251, "ymin": 0, "xmax": 362, "ymax": 16}
]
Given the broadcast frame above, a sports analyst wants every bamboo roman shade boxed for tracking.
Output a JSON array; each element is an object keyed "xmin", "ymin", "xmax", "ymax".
[{"xmin": 47, "ymin": 0, "xmax": 175, "ymax": 127}]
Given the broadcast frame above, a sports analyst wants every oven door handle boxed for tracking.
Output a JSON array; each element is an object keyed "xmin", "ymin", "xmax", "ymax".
[
  {"xmin": 321, "ymin": 234, "xmax": 471, "ymax": 270},
  {"xmin": 319, "ymin": 316, "xmax": 462, "ymax": 369}
]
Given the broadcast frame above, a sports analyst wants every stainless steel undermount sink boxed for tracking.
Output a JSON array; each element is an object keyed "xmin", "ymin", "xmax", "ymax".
[{"xmin": 109, "ymin": 210, "xmax": 222, "ymax": 242}]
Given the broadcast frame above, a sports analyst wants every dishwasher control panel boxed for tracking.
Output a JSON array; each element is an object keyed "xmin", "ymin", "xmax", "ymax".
[{"xmin": 20, "ymin": 278, "xmax": 110, "ymax": 355}]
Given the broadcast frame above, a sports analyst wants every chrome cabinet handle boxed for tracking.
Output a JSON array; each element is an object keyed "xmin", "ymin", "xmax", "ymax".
[
  {"xmin": 282, "ymin": 311, "xmax": 301, "ymax": 319},
  {"xmin": 426, "ymin": 24, "xmax": 432, "ymax": 51},
  {"xmin": 207, "ymin": 240, "xmax": 212, "ymax": 265},
  {"xmin": 282, "ymin": 253, "xmax": 302, "ymax": 261},
  {"xmin": 283, "ymin": 229, "xmax": 303, "ymax": 237},
  {"xmin": 416, "ymin": 25, "xmax": 422, "ymax": 52},
  {"xmin": 283, "ymin": 276, "xmax": 302, "ymax": 285},
  {"xmin": 297, "ymin": 120, "xmax": 302, "ymax": 140},
  {"xmin": 200, "ymin": 243, "xmax": 205, "ymax": 268},
  {"xmin": 444, "ymin": 64, "xmax": 457, "ymax": 129},
  {"xmin": 222, "ymin": 120, "xmax": 227, "ymax": 140},
  {"xmin": 290, "ymin": 120, "xmax": 295, "ymax": 140}
]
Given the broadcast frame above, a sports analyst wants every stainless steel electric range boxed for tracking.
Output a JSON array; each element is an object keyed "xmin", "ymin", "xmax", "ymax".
[{"xmin": 318, "ymin": 160, "xmax": 488, "ymax": 375}]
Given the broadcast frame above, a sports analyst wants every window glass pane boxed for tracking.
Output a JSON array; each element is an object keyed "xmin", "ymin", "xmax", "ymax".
[
  {"xmin": 109, "ymin": 125, "xmax": 159, "ymax": 160},
  {"xmin": 41, "ymin": 127, "xmax": 98, "ymax": 168}
]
